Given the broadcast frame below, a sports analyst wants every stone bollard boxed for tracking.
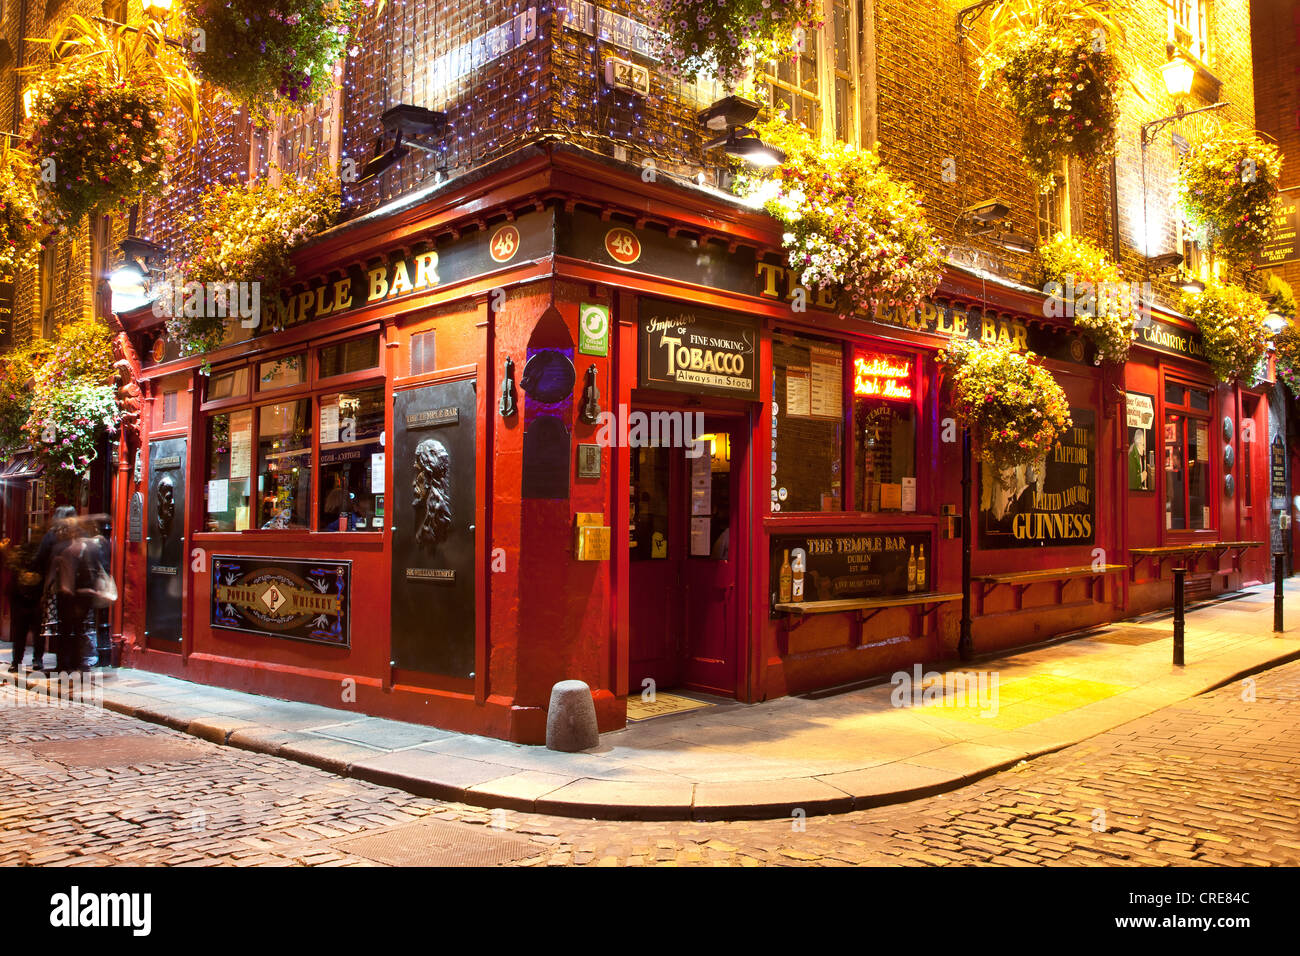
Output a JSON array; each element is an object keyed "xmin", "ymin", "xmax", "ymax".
[{"xmin": 546, "ymin": 680, "xmax": 599, "ymax": 752}]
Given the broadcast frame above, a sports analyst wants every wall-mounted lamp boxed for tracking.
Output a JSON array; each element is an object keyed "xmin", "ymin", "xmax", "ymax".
[
  {"xmin": 499, "ymin": 356, "xmax": 517, "ymax": 418},
  {"xmin": 353, "ymin": 104, "xmax": 448, "ymax": 185},
  {"xmin": 143, "ymin": 0, "xmax": 173, "ymax": 18},
  {"xmin": 699, "ymin": 96, "xmax": 787, "ymax": 168},
  {"xmin": 1141, "ymin": 100, "xmax": 1228, "ymax": 147},
  {"xmin": 1160, "ymin": 54, "xmax": 1196, "ymax": 97},
  {"xmin": 579, "ymin": 364, "xmax": 601, "ymax": 425}
]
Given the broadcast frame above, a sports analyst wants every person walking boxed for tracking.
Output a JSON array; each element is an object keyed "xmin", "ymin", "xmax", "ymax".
[
  {"xmin": 35, "ymin": 506, "xmax": 77, "ymax": 673},
  {"xmin": 4, "ymin": 537, "xmax": 44, "ymax": 671},
  {"xmin": 51, "ymin": 515, "xmax": 116, "ymax": 672}
]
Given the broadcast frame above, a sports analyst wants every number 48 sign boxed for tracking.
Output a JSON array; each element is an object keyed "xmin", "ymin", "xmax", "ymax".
[{"xmin": 579, "ymin": 303, "xmax": 609, "ymax": 357}]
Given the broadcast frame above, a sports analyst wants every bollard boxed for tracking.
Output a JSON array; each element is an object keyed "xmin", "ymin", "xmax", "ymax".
[
  {"xmin": 1172, "ymin": 566, "xmax": 1186, "ymax": 667},
  {"xmin": 1275, "ymin": 553, "xmax": 1285, "ymax": 634}
]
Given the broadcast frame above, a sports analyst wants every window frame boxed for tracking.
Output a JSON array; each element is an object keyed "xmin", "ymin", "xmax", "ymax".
[
  {"xmin": 754, "ymin": 0, "xmax": 861, "ymax": 146},
  {"xmin": 199, "ymin": 330, "xmax": 386, "ymax": 535},
  {"xmin": 770, "ymin": 331, "xmax": 849, "ymax": 515},
  {"xmin": 1161, "ymin": 373, "xmax": 1216, "ymax": 536},
  {"xmin": 851, "ymin": 342, "xmax": 925, "ymax": 515}
]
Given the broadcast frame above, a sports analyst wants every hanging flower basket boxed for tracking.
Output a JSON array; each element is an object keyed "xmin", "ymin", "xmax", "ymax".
[
  {"xmin": 184, "ymin": 0, "xmax": 356, "ymax": 119},
  {"xmin": 1177, "ymin": 132, "xmax": 1282, "ymax": 265},
  {"xmin": 1038, "ymin": 232, "xmax": 1134, "ymax": 363},
  {"xmin": 1180, "ymin": 278, "xmax": 1269, "ymax": 384},
  {"xmin": 1275, "ymin": 321, "xmax": 1300, "ymax": 399},
  {"xmin": 977, "ymin": 5, "xmax": 1124, "ymax": 190},
  {"xmin": 23, "ymin": 378, "xmax": 122, "ymax": 479},
  {"xmin": 163, "ymin": 163, "xmax": 341, "ymax": 358},
  {"xmin": 735, "ymin": 116, "xmax": 944, "ymax": 316},
  {"xmin": 647, "ymin": 0, "xmax": 821, "ymax": 89},
  {"xmin": 938, "ymin": 338, "xmax": 1073, "ymax": 471},
  {"xmin": 0, "ymin": 148, "xmax": 47, "ymax": 274},
  {"xmin": 27, "ymin": 67, "xmax": 175, "ymax": 226}
]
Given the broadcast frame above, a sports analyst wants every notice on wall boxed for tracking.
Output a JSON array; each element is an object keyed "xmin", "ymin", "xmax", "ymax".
[
  {"xmin": 979, "ymin": 408, "xmax": 1096, "ymax": 549},
  {"xmin": 207, "ymin": 479, "xmax": 228, "ymax": 513},
  {"xmin": 371, "ymin": 453, "xmax": 385, "ymax": 494},
  {"xmin": 690, "ymin": 516, "xmax": 711, "ymax": 556},
  {"xmin": 229, "ymin": 410, "xmax": 253, "ymax": 479},
  {"xmin": 809, "ymin": 347, "xmax": 842, "ymax": 419},
  {"xmin": 1196, "ymin": 422, "xmax": 1209, "ymax": 462},
  {"xmin": 320, "ymin": 403, "xmax": 340, "ymax": 445},
  {"xmin": 901, "ymin": 476, "xmax": 917, "ymax": 513},
  {"xmin": 880, "ymin": 482, "xmax": 902, "ymax": 511},
  {"xmin": 785, "ymin": 367, "xmax": 811, "ymax": 417}
]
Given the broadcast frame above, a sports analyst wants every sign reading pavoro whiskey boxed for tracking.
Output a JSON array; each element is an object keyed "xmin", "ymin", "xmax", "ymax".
[
  {"xmin": 979, "ymin": 408, "xmax": 1096, "ymax": 549},
  {"xmin": 638, "ymin": 299, "xmax": 759, "ymax": 400},
  {"xmin": 211, "ymin": 555, "xmax": 351, "ymax": 647}
]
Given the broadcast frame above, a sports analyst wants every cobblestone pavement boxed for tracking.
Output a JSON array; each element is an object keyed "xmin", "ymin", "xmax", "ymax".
[{"xmin": 2, "ymin": 659, "xmax": 1299, "ymax": 867}]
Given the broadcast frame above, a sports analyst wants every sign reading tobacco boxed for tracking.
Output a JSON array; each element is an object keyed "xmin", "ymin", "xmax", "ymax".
[
  {"xmin": 979, "ymin": 408, "xmax": 1096, "ymax": 548},
  {"xmin": 211, "ymin": 555, "xmax": 351, "ymax": 647},
  {"xmin": 638, "ymin": 299, "xmax": 758, "ymax": 400}
]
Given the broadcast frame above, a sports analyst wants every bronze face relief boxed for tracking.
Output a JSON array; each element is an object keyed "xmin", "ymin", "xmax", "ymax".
[
  {"xmin": 156, "ymin": 475, "xmax": 176, "ymax": 536},
  {"xmin": 413, "ymin": 438, "xmax": 452, "ymax": 550}
]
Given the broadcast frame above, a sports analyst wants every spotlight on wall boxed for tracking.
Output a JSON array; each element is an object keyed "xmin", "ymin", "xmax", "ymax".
[
  {"xmin": 353, "ymin": 105, "xmax": 448, "ymax": 186},
  {"xmin": 1145, "ymin": 251, "xmax": 1184, "ymax": 272},
  {"xmin": 1265, "ymin": 312, "xmax": 1288, "ymax": 335},
  {"xmin": 357, "ymin": 134, "xmax": 409, "ymax": 185},
  {"xmin": 1178, "ymin": 275, "xmax": 1205, "ymax": 295},
  {"xmin": 989, "ymin": 229, "xmax": 1036, "ymax": 255},
  {"xmin": 963, "ymin": 199, "xmax": 1011, "ymax": 224},
  {"xmin": 699, "ymin": 95, "xmax": 786, "ymax": 168}
]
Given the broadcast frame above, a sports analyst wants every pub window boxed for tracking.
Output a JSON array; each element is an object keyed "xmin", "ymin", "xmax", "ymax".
[
  {"xmin": 162, "ymin": 389, "xmax": 179, "ymax": 423},
  {"xmin": 25, "ymin": 479, "xmax": 47, "ymax": 542},
  {"xmin": 754, "ymin": 0, "xmax": 860, "ymax": 145},
  {"xmin": 409, "ymin": 330, "xmax": 436, "ymax": 376},
  {"xmin": 853, "ymin": 348, "xmax": 918, "ymax": 512},
  {"xmin": 318, "ymin": 386, "xmax": 385, "ymax": 531},
  {"xmin": 257, "ymin": 400, "xmax": 313, "ymax": 529},
  {"xmin": 1169, "ymin": 0, "xmax": 1208, "ymax": 62},
  {"xmin": 1035, "ymin": 164, "xmax": 1070, "ymax": 242},
  {"xmin": 772, "ymin": 333, "xmax": 843, "ymax": 513},
  {"xmin": 1163, "ymin": 381, "xmax": 1213, "ymax": 531},
  {"xmin": 201, "ymin": 336, "xmax": 385, "ymax": 533},
  {"xmin": 205, "ymin": 409, "xmax": 254, "ymax": 531},
  {"xmin": 319, "ymin": 333, "xmax": 380, "ymax": 379},
  {"xmin": 207, "ymin": 366, "xmax": 249, "ymax": 403},
  {"xmin": 258, "ymin": 354, "xmax": 306, "ymax": 391}
]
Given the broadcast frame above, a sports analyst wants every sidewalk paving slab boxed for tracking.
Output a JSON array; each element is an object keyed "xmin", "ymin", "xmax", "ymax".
[{"xmin": 6, "ymin": 579, "xmax": 1300, "ymax": 820}]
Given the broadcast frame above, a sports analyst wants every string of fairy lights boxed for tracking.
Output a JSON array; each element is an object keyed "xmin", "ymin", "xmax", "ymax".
[{"xmin": 126, "ymin": 2, "xmax": 730, "ymax": 257}]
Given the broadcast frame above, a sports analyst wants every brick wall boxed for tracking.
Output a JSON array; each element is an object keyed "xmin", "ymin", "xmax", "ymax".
[{"xmin": 1252, "ymin": 0, "xmax": 1300, "ymax": 293}]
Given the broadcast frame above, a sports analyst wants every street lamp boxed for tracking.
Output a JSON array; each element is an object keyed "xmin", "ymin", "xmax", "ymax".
[
  {"xmin": 143, "ymin": 0, "xmax": 173, "ymax": 18},
  {"xmin": 1159, "ymin": 54, "xmax": 1195, "ymax": 97}
]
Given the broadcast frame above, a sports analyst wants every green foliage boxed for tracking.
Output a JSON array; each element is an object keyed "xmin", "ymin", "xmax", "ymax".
[{"xmin": 1038, "ymin": 232, "xmax": 1134, "ymax": 362}]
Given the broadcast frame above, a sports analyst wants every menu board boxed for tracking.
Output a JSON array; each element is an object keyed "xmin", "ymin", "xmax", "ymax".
[
  {"xmin": 770, "ymin": 530, "xmax": 931, "ymax": 612},
  {"xmin": 229, "ymin": 409, "xmax": 253, "ymax": 479},
  {"xmin": 785, "ymin": 367, "xmax": 811, "ymax": 416},
  {"xmin": 809, "ymin": 347, "xmax": 843, "ymax": 419}
]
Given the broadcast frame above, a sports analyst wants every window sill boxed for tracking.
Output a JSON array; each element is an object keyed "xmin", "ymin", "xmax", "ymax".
[{"xmin": 193, "ymin": 530, "xmax": 385, "ymax": 545}]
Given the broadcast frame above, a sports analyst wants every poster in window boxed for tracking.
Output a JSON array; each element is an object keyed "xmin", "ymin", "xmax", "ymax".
[
  {"xmin": 785, "ymin": 367, "xmax": 811, "ymax": 417},
  {"xmin": 978, "ymin": 408, "xmax": 1095, "ymax": 549},
  {"xmin": 229, "ymin": 410, "xmax": 253, "ymax": 479},
  {"xmin": 1126, "ymin": 392, "xmax": 1155, "ymax": 491},
  {"xmin": 809, "ymin": 347, "xmax": 843, "ymax": 419}
]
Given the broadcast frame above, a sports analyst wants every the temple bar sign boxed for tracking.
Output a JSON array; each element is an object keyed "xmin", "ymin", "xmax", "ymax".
[
  {"xmin": 638, "ymin": 300, "xmax": 759, "ymax": 400},
  {"xmin": 259, "ymin": 210, "xmax": 552, "ymax": 333}
]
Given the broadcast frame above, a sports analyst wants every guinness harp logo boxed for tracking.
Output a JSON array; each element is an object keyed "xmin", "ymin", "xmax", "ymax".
[{"xmin": 413, "ymin": 438, "xmax": 452, "ymax": 550}]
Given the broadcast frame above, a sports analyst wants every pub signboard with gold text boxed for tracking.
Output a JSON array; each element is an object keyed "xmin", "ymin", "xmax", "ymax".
[{"xmin": 212, "ymin": 555, "xmax": 351, "ymax": 647}]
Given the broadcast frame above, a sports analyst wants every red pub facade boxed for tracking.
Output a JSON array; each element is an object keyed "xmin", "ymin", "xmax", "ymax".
[{"xmin": 111, "ymin": 142, "xmax": 1273, "ymax": 744}]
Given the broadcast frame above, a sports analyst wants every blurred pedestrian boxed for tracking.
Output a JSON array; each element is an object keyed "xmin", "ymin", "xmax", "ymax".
[
  {"xmin": 5, "ymin": 536, "xmax": 44, "ymax": 671},
  {"xmin": 34, "ymin": 505, "xmax": 77, "ymax": 673},
  {"xmin": 50, "ymin": 514, "xmax": 115, "ymax": 673}
]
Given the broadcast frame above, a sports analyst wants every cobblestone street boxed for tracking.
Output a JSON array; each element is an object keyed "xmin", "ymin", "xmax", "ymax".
[{"xmin": 2, "ymin": 657, "xmax": 1299, "ymax": 867}]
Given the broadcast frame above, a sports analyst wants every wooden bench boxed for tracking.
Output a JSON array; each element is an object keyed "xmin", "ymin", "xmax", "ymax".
[
  {"xmin": 773, "ymin": 592, "xmax": 963, "ymax": 634},
  {"xmin": 1130, "ymin": 541, "xmax": 1265, "ymax": 579},
  {"xmin": 975, "ymin": 564, "xmax": 1125, "ymax": 611}
]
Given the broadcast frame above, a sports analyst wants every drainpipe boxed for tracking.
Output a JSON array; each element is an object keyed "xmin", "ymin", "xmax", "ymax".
[{"xmin": 959, "ymin": 428, "xmax": 973, "ymax": 661}]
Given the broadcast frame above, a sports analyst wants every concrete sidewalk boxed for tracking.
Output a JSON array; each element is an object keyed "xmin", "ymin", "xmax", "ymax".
[{"xmin": 6, "ymin": 581, "xmax": 1299, "ymax": 820}]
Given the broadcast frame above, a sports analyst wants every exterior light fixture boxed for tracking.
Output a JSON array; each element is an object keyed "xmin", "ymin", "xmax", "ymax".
[
  {"xmin": 1264, "ymin": 312, "xmax": 1288, "ymax": 335},
  {"xmin": 1145, "ymin": 252, "xmax": 1184, "ymax": 272},
  {"xmin": 143, "ymin": 0, "xmax": 173, "ymax": 17},
  {"xmin": 1177, "ymin": 275, "xmax": 1205, "ymax": 295},
  {"xmin": 962, "ymin": 199, "xmax": 1011, "ymax": 224},
  {"xmin": 1160, "ymin": 54, "xmax": 1195, "ymax": 97},
  {"xmin": 353, "ymin": 105, "xmax": 448, "ymax": 186},
  {"xmin": 990, "ymin": 229, "xmax": 1036, "ymax": 255},
  {"xmin": 699, "ymin": 95, "xmax": 785, "ymax": 168}
]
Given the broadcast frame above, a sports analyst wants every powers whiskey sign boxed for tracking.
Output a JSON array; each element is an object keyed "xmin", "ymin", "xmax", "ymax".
[{"xmin": 211, "ymin": 555, "xmax": 351, "ymax": 647}]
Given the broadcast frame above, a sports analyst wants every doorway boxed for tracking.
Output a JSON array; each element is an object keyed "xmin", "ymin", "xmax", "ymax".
[{"xmin": 627, "ymin": 412, "xmax": 747, "ymax": 697}]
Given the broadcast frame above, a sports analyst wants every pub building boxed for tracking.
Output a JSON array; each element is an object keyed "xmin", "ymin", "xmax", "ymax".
[{"xmin": 110, "ymin": 144, "xmax": 1271, "ymax": 744}]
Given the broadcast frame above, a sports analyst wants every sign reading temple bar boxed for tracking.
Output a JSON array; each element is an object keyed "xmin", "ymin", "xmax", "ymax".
[{"xmin": 211, "ymin": 555, "xmax": 351, "ymax": 647}]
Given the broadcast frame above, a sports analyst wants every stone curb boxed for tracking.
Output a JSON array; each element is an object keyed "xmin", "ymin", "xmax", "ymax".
[{"xmin": 6, "ymin": 635, "xmax": 1300, "ymax": 822}]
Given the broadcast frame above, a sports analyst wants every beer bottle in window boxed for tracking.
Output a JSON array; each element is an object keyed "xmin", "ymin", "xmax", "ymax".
[
  {"xmin": 907, "ymin": 545, "xmax": 917, "ymax": 592},
  {"xmin": 779, "ymin": 549, "xmax": 793, "ymax": 604},
  {"xmin": 916, "ymin": 544, "xmax": 926, "ymax": 591}
]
